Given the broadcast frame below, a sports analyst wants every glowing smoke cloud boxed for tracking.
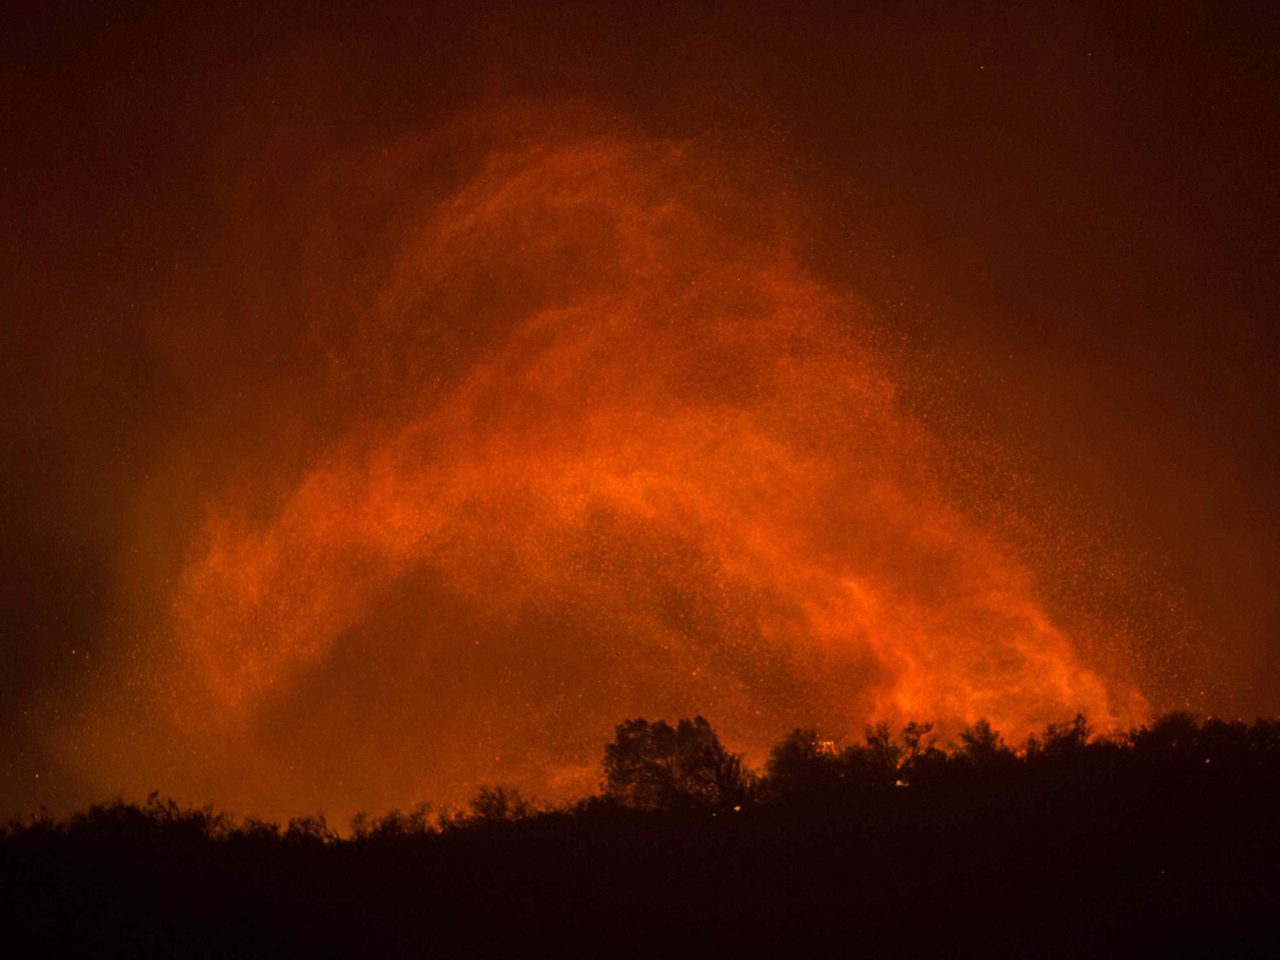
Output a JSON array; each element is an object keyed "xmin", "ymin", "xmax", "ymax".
[{"xmin": 141, "ymin": 120, "xmax": 1142, "ymax": 815}]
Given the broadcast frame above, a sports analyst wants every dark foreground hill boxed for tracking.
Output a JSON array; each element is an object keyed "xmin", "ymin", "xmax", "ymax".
[{"xmin": 5, "ymin": 713, "xmax": 1279, "ymax": 957}]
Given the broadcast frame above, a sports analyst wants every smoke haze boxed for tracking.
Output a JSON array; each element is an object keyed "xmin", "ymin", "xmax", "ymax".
[{"xmin": 3, "ymin": 2, "xmax": 1277, "ymax": 818}]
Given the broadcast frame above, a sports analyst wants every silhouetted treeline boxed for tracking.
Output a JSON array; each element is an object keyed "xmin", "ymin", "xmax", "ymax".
[{"xmin": 5, "ymin": 712, "xmax": 1280, "ymax": 957}]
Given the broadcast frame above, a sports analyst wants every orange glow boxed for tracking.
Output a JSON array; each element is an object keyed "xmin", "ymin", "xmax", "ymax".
[{"xmin": 101, "ymin": 117, "xmax": 1143, "ymax": 817}]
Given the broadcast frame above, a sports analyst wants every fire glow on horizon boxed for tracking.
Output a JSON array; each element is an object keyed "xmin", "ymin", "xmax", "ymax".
[{"xmin": 72, "ymin": 112, "xmax": 1148, "ymax": 817}]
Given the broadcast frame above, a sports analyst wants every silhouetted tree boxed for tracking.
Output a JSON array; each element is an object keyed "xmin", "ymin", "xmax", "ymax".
[
  {"xmin": 840, "ymin": 723, "xmax": 903, "ymax": 790},
  {"xmin": 603, "ymin": 716, "xmax": 750, "ymax": 810},
  {"xmin": 604, "ymin": 718, "xmax": 678, "ymax": 810},
  {"xmin": 955, "ymin": 718, "xmax": 1010, "ymax": 763},
  {"xmin": 839, "ymin": 722, "xmax": 945, "ymax": 789},
  {"xmin": 672, "ymin": 717, "xmax": 753, "ymax": 808},
  {"xmin": 238, "ymin": 816, "xmax": 282, "ymax": 843},
  {"xmin": 5, "ymin": 710, "xmax": 1280, "ymax": 957},
  {"xmin": 1026, "ymin": 713, "xmax": 1093, "ymax": 760},
  {"xmin": 364, "ymin": 803, "xmax": 434, "ymax": 840},
  {"xmin": 1130, "ymin": 710, "xmax": 1199, "ymax": 756},
  {"xmin": 764, "ymin": 729, "xmax": 842, "ymax": 803},
  {"xmin": 284, "ymin": 813, "xmax": 339, "ymax": 844},
  {"xmin": 349, "ymin": 810, "xmax": 373, "ymax": 840},
  {"xmin": 469, "ymin": 786, "xmax": 531, "ymax": 823}
]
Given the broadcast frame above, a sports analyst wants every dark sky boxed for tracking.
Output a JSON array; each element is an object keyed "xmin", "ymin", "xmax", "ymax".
[{"xmin": 2, "ymin": 1, "xmax": 1277, "ymax": 819}]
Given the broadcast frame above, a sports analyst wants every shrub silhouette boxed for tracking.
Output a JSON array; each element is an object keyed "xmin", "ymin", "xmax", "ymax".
[
  {"xmin": 4, "ymin": 711, "xmax": 1280, "ymax": 956},
  {"xmin": 1027, "ymin": 712, "xmax": 1093, "ymax": 759},
  {"xmin": 765, "ymin": 721, "xmax": 946, "ymax": 801},
  {"xmin": 469, "ymin": 786, "xmax": 531, "ymax": 823}
]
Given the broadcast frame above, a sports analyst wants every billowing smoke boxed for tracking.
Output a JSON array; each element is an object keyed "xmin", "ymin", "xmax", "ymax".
[
  {"xmin": 69, "ymin": 110, "xmax": 1141, "ymax": 817},
  {"xmin": 11, "ymin": 4, "xmax": 1279, "ymax": 826}
]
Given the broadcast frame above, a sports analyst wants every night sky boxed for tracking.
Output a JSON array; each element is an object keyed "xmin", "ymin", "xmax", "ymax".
[{"xmin": 3, "ymin": 1, "xmax": 1278, "ymax": 820}]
